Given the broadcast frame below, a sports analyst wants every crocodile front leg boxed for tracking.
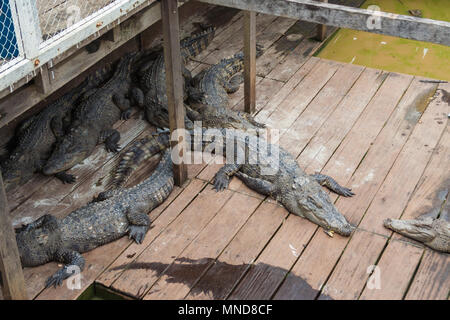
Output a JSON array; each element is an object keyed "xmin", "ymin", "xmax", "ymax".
[
  {"xmin": 100, "ymin": 129, "xmax": 121, "ymax": 153},
  {"xmin": 45, "ymin": 249, "xmax": 85, "ymax": 288},
  {"xmin": 126, "ymin": 209, "xmax": 151, "ymax": 244},
  {"xmin": 311, "ymin": 173, "xmax": 355, "ymax": 197},
  {"xmin": 213, "ymin": 164, "xmax": 241, "ymax": 192},
  {"xmin": 234, "ymin": 171, "xmax": 276, "ymax": 196},
  {"xmin": 16, "ymin": 214, "xmax": 57, "ymax": 233}
]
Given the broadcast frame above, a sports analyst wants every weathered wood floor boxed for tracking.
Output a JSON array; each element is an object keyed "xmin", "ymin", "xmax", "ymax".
[{"xmin": 2, "ymin": 11, "xmax": 449, "ymax": 300}]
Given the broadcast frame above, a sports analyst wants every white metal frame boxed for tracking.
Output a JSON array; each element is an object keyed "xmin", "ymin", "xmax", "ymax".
[{"xmin": 0, "ymin": 0, "xmax": 153, "ymax": 92}]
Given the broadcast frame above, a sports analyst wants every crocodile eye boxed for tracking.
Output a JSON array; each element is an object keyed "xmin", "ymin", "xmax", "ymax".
[{"xmin": 307, "ymin": 196, "xmax": 323, "ymax": 209}]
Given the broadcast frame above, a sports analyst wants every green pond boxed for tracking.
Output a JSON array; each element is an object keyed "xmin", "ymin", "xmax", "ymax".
[{"xmin": 317, "ymin": 0, "xmax": 450, "ymax": 80}]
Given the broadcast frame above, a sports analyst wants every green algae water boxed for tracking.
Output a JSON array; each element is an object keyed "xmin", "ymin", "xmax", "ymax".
[{"xmin": 317, "ymin": 0, "xmax": 450, "ymax": 81}]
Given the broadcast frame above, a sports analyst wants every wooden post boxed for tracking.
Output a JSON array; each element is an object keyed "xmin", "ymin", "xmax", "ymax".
[
  {"xmin": 316, "ymin": 0, "xmax": 328, "ymax": 41},
  {"xmin": 243, "ymin": 10, "xmax": 256, "ymax": 114},
  {"xmin": 0, "ymin": 170, "xmax": 27, "ymax": 300},
  {"xmin": 35, "ymin": 64, "xmax": 52, "ymax": 94},
  {"xmin": 160, "ymin": 0, "xmax": 188, "ymax": 186}
]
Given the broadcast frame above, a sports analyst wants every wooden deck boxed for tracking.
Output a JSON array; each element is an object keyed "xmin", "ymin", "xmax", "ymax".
[{"xmin": 1, "ymin": 11, "xmax": 449, "ymax": 300}]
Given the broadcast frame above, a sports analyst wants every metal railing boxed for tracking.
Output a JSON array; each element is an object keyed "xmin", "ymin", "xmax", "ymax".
[{"xmin": 0, "ymin": 0, "xmax": 152, "ymax": 93}]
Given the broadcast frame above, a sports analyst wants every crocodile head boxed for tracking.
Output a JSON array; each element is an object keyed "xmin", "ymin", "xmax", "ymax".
[
  {"xmin": 43, "ymin": 128, "xmax": 92, "ymax": 175},
  {"xmin": 282, "ymin": 175, "xmax": 355, "ymax": 237},
  {"xmin": 15, "ymin": 216, "xmax": 61, "ymax": 267},
  {"xmin": 384, "ymin": 216, "xmax": 437, "ymax": 244}
]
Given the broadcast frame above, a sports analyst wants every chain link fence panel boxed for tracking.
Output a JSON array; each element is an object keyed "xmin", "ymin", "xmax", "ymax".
[
  {"xmin": 0, "ymin": 0, "xmax": 20, "ymax": 70},
  {"xmin": 37, "ymin": 0, "xmax": 118, "ymax": 43}
]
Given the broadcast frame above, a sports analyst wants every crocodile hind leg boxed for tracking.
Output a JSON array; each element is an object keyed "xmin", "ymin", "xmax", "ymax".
[
  {"xmin": 224, "ymin": 73, "xmax": 244, "ymax": 94},
  {"xmin": 311, "ymin": 173, "xmax": 355, "ymax": 197},
  {"xmin": 100, "ymin": 129, "xmax": 121, "ymax": 153},
  {"xmin": 130, "ymin": 87, "xmax": 145, "ymax": 108},
  {"xmin": 213, "ymin": 164, "xmax": 241, "ymax": 192},
  {"xmin": 126, "ymin": 209, "xmax": 151, "ymax": 244},
  {"xmin": 46, "ymin": 249, "xmax": 85, "ymax": 288},
  {"xmin": 54, "ymin": 171, "xmax": 76, "ymax": 184},
  {"xmin": 113, "ymin": 93, "xmax": 133, "ymax": 120},
  {"xmin": 234, "ymin": 171, "xmax": 275, "ymax": 197}
]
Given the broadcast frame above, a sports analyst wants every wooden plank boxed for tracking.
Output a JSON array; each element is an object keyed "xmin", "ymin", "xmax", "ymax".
[
  {"xmin": 202, "ymin": 13, "xmax": 278, "ymax": 66},
  {"xmin": 143, "ymin": 192, "xmax": 262, "ymax": 299},
  {"xmin": 0, "ymin": 171, "xmax": 27, "ymax": 300},
  {"xmin": 197, "ymin": 0, "xmax": 450, "ymax": 46},
  {"xmin": 395, "ymin": 124, "xmax": 450, "ymax": 223},
  {"xmin": 243, "ymin": 11, "xmax": 256, "ymax": 114},
  {"xmin": 316, "ymin": 80, "xmax": 446, "ymax": 300},
  {"xmin": 298, "ymin": 68, "xmax": 387, "ymax": 172},
  {"xmin": 161, "ymin": 0, "xmax": 187, "ymax": 186},
  {"xmin": 318, "ymin": 230, "xmax": 386, "ymax": 300},
  {"xmin": 232, "ymin": 77, "xmax": 284, "ymax": 113},
  {"xmin": 359, "ymin": 240, "xmax": 423, "ymax": 300},
  {"xmin": 262, "ymin": 59, "xmax": 341, "ymax": 131},
  {"xmin": 108, "ymin": 187, "xmax": 234, "ymax": 298},
  {"xmin": 186, "ymin": 201, "xmax": 289, "ymax": 300},
  {"xmin": 273, "ymin": 72, "xmax": 414, "ymax": 300},
  {"xmin": 96, "ymin": 178, "xmax": 207, "ymax": 288},
  {"xmin": 254, "ymin": 56, "xmax": 319, "ymax": 123},
  {"xmin": 316, "ymin": 0, "xmax": 328, "ymax": 41},
  {"xmin": 405, "ymin": 250, "xmax": 450, "ymax": 300},
  {"xmin": 228, "ymin": 214, "xmax": 317, "ymax": 299},
  {"xmin": 358, "ymin": 82, "xmax": 447, "ymax": 235},
  {"xmin": 282, "ymin": 62, "xmax": 364, "ymax": 155}
]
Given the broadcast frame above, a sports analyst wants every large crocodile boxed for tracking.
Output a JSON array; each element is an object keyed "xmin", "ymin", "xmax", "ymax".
[
  {"xmin": 190, "ymin": 51, "xmax": 246, "ymax": 109},
  {"xmin": 111, "ymin": 128, "xmax": 356, "ymax": 236},
  {"xmin": 384, "ymin": 189, "xmax": 449, "ymax": 253},
  {"xmin": 42, "ymin": 53, "xmax": 139, "ymax": 180},
  {"xmin": 0, "ymin": 66, "xmax": 113, "ymax": 190},
  {"xmin": 135, "ymin": 27, "xmax": 216, "ymax": 129},
  {"xmin": 15, "ymin": 150, "xmax": 174, "ymax": 288}
]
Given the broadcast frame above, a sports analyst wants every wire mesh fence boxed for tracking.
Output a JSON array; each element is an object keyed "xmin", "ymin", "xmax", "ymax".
[
  {"xmin": 0, "ymin": 0, "xmax": 20, "ymax": 70},
  {"xmin": 37, "ymin": 0, "xmax": 118, "ymax": 43}
]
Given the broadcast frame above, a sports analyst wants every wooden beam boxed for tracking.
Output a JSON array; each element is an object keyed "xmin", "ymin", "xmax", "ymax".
[
  {"xmin": 35, "ymin": 64, "xmax": 52, "ymax": 94},
  {"xmin": 243, "ymin": 11, "xmax": 256, "ymax": 114},
  {"xmin": 197, "ymin": 0, "xmax": 450, "ymax": 46},
  {"xmin": 161, "ymin": 0, "xmax": 188, "ymax": 186},
  {"xmin": 0, "ymin": 170, "xmax": 27, "ymax": 300},
  {"xmin": 316, "ymin": 0, "xmax": 328, "ymax": 41}
]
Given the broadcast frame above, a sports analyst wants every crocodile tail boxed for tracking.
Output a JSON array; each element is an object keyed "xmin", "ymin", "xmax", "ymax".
[
  {"xmin": 218, "ymin": 51, "xmax": 245, "ymax": 80},
  {"xmin": 112, "ymin": 130, "xmax": 171, "ymax": 188},
  {"xmin": 180, "ymin": 26, "xmax": 216, "ymax": 62}
]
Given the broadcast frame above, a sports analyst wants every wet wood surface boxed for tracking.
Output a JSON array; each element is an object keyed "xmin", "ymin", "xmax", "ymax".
[{"xmin": 1, "ymin": 4, "xmax": 448, "ymax": 300}]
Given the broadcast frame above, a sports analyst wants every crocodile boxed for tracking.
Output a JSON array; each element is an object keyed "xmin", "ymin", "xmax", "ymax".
[
  {"xmin": 15, "ymin": 149, "xmax": 174, "ymax": 288},
  {"xmin": 0, "ymin": 66, "xmax": 113, "ymax": 191},
  {"xmin": 135, "ymin": 27, "xmax": 216, "ymax": 129},
  {"xmin": 111, "ymin": 128, "xmax": 356, "ymax": 236},
  {"xmin": 42, "ymin": 52, "xmax": 140, "ymax": 180},
  {"xmin": 190, "ymin": 51, "xmax": 245, "ymax": 109},
  {"xmin": 384, "ymin": 189, "xmax": 449, "ymax": 253}
]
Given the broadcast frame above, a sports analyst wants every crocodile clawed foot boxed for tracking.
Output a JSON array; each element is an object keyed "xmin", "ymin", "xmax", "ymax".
[
  {"xmin": 128, "ymin": 225, "xmax": 147, "ymax": 244},
  {"xmin": 54, "ymin": 172, "xmax": 76, "ymax": 184},
  {"xmin": 339, "ymin": 187, "xmax": 355, "ymax": 197},
  {"xmin": 121, "ymin": 109, "xmax": 133, "ymax": 120},
  {"xmin": 106, "ymin": 143, "xmax": 120, "ymax": 153},
  {"xmin": 45, "ymin": 268, "xmax": 67, "ymax": 289},
  {"xmin": 213, "ymin": 175, "xmax": 229, "ymax": 192}
]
